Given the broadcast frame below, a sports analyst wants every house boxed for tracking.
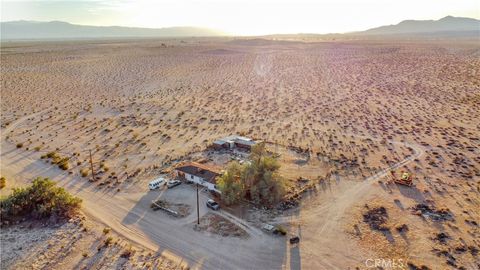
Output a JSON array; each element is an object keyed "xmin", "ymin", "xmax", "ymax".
[
  {"xmin": 212, "ymin": 135, "xmax": 259, "ymax": 150},
  {"xmin": 174, "ymin": 162, "xmax": 221, "ymax": 193}
]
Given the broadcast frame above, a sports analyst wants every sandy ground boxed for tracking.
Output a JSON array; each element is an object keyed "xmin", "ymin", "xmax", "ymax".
[
  {"xmin": 1, "ymin": 38, "xmax": 479, "ymax": 269},
  {"xmin": 0, "ymin": 215, "xmax": 184, "ymax": 270}
]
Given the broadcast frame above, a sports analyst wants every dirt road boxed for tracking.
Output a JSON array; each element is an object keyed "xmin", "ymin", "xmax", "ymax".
[
  {"xmin": 1, "ymin": 112, "xmax": 288, "ymax": 270},
  {"xmin": 283, "ymin": 139, "xmax": 423, "ymax": 269},
  {"xmin": 1, "ymin": 112, "xmax": 423, "ymax": 270}
]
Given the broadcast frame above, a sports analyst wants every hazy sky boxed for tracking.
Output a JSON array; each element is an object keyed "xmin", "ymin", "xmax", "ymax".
[{"xmin": 2, "ymin": 0, "xmax": 479, "ymax": 35}]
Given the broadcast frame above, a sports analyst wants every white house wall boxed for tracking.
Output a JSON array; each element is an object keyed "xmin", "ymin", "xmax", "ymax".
[{"xmin": 184, "ymin": 172, "xmax": 220, "ymax": 193}]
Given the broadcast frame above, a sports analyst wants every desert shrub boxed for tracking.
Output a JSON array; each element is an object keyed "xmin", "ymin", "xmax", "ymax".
[
  {"xmin": 103, "ymin": 227, "xmax": 111, "ymax": 234},
  {"xmin": 104, "ymin": 236, "xmax": 113, "ymax": 246},
  {"xmin": 46, "ymin": 151, "xmax": 59, "ymax": 159},
  {"xmin": 363, "ymin": 206, "xmax": 389, "ymax": 231},
  {"xmin": 276, "ymin": 225, "xmax": 287, "ymax": 235},
  {"xmin": 58, "ymin": 160, "xmax": 69, "ymax": 170},
  {"xmin": 16, "ymin": 143, "xmax": 23, "ymax": 148},
  {"xmin": 42, "ymin": 151, "xmax": 70, "ymax": 171},
  {"xmin": 0, "ymin": 177, "xmax": 82, "ymax": 222},
  {"xmin": 34, "ymin": 146, "xmax": 41, "ymax": 151},
  {"xmin": 100, "ymin": 162, "xmax": 109, "ymax": 172},
  {"xmin": 120, "ymin": 245, "xmax": 135, "ymax": 258},
  {"xmin": 0, "ymin": 177, "xmax": 5, "ymax": 189},
  {"xmin": 80, "ymin": 168, "xmax": 89, "ymax": 177}
]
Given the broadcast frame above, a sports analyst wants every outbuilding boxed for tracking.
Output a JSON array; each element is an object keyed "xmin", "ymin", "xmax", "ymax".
[{"xmin": 212, "ymin": 135, "xmax": 259, "ymax": 150}]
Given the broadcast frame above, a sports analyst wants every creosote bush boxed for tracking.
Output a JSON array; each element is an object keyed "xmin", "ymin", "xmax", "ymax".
[
  {"xmin": 80, "ymin": 168, "xmax": 89, "ymax": 177},
  {"xmin": 104, "ymin": 236, "xmax": 113, "ymax": 246},
  {"xmin": 276, "ymin": 225, "xmax": 287, "ymax": 235},
  {"xmin": 0, "ymin": 177, "xmax": 82, "ymax": 222},
  {"xmin": 120, "ymin": 245, "xmax": 135, "ymax": 258},
  {"xmin": 0, "ymin": 177, "xmax": 6, "ymax": 189},
  {"xmin": 41, "ymin": 151, "xmax": 70, "ymax": 171}
]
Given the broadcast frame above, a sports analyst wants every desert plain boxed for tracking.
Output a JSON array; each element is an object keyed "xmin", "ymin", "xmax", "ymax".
[{"xmin": 1, "ymin": 38, "xmax": 479, "ymax": 270}]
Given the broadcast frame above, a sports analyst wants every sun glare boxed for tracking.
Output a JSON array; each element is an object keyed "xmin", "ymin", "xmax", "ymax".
[{"xmin": 2, "ymin": 0, "xmax": 479, "ymax": 35}]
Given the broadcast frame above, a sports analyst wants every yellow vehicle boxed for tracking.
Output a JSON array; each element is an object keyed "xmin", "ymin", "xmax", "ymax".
[{"xmin": 390, "ymin": 171, "xmax": 413, "ymax": 186}]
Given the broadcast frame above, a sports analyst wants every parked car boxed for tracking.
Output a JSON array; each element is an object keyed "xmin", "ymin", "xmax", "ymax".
[
  {"xmin": 262, "ymin": 224, "xmax": 276, "ymax": 232},
  {"xmin": 148, "ymin": 177, "xmax": 165, "ymax": 190},
  {"xmin": 206, "ymin": 199, "xmax": 220, "ymax": 210},
  {"xmin": 167, "ymin": 180, "xmax": 181, "ymax": 189},
  {"xmin": 262, "ymin": 224, "xmax": 286, "ymax": 235},
  {"xmin": 289, "ymin": 236, "xmax": 300, "ymax": 244}
]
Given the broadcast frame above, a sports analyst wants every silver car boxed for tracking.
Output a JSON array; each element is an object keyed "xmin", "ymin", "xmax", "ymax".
[
  {"xmin": 206, "ymin": 199, "xmax": 220, "ymax": 210},
  {"xmin": 167, "ymin": 180, "xmax": 181, "ymax": 189}
]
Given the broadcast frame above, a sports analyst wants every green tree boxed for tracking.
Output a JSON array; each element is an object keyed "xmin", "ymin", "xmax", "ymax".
[
  {"xmin": 245, "ymin": 153, "xmax": 284, "ymax": 205},
  {"xmin": 218, "ymin": 142, "xmax": 285, "ymax": 206},
  {"xmin": 217, "ymin": 161, "xmax": 246, "ymax": 205}
]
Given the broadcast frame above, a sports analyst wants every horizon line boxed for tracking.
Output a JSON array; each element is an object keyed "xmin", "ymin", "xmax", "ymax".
[{"xmin": 1, "ymin": 15, "xmax": 479, "ymax": 37}]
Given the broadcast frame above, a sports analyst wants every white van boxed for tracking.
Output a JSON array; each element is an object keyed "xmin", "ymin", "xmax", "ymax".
[{"xmin": 148, "ymin": 177, "xmax": 165, "ymax": 190}]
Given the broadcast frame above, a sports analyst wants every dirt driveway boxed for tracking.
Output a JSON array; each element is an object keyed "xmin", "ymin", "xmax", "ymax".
[
  {"xmin": 1, "ymin": 112, "xmax": 423, "ymax": 270},
  {"xmin": 1, "ymin": 140, "xmax": 289, "ymax": 270}
]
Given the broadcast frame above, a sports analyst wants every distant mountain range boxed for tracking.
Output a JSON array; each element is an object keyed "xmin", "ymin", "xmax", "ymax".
[
  {"xmin": 1, "ymin": 16, "xmax": 479, "ymax": 40},
  {"xmin": 0, "ymin": 20, "xmax": 225, "ymax": 40},
  {"xmin": 360, "ymin": 16, "xmax": 479, "ymax": 36}
]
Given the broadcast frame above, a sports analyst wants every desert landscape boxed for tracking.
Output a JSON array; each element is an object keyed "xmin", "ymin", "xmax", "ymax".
[{"xmin": 1, "ymin": 35, "xmax": 479, "ymax": 270}]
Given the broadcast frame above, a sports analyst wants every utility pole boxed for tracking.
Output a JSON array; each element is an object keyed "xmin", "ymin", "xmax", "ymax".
[
  {"xmin": 196, "ymin": 183, "xmax": 200, "ymax": 225},
  {"xmin": 89, "ymin": 149, "xmax": 96, "ymax": 182}
]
